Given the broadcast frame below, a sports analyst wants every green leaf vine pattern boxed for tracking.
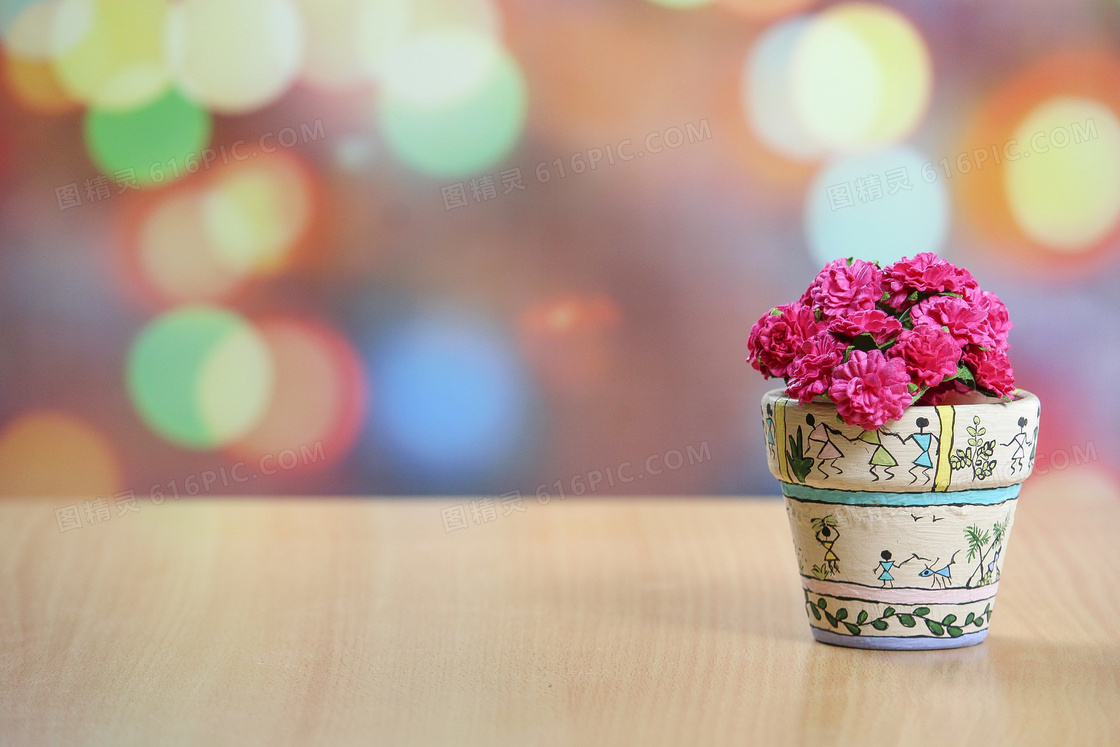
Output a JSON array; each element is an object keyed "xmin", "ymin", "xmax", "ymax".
[
  {"xmin": 948, "ymin": 415, "xmax": 997, "ymax": 480},
  {"xmin": 804, "ymin": 590, "xmax": 992, "ymax": 638}
]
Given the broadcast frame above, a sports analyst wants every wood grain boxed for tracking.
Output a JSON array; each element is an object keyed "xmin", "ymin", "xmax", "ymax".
[{"xmin": 1, "ymin": 478, "xmax": 1117, "ymax": 745}]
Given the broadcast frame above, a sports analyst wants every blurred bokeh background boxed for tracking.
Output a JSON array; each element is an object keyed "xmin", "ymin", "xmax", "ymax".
[{"xmin": 0, "ymin": 0, "xmax": 1118, "ymax": 500}]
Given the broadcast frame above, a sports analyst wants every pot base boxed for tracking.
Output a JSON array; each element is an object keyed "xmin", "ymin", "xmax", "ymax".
[{"xmin": 811, "ymin": 627, "xmax": 988, "ymax": 651}]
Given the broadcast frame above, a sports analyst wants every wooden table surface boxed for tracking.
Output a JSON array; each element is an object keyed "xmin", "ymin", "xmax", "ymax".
[{"xmin": 2, "ymin": 478, "xmax": 1118, "ymax": 746}]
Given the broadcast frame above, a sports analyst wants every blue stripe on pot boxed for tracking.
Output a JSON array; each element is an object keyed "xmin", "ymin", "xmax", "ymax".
[
  {"xmin": 780, "ymin": 482, "xmax": 1020, "ymax": 507},
  {"xmin": 811, "ymin": 628, "xmax": 988, "ymax": 650}
]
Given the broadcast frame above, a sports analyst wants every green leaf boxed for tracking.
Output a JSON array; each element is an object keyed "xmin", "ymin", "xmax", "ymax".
[
  {"xmin": 817, "ymin": 598, "xmax": 827, "ymax": 609},
  {"xmin": 871, "ymin": 619, "xmax": 889, "ymax": 631},
  {"xmin": 851, "ymin": 333, "xmax": 878, "ymax": 351},
  {"xmin": 913, "ymin": 607, "xmax": 931, "ymax": 617},
  {"xmin": 942, "ymin": 614, "xmax": 957, "ymax": 626},
  {"xmin": 835, "ymin": 609, "xmax": 848, "ymax": 621},
  {"xmin": 947, "ymin": 626, "xmax": 964, "ymax": 638},
  {"xmin": 882, "ymin": 607, "xmax": 895, "ymax": 618},
  {"xmin": 844, "ymin": 622, "xmax": 861, "ymax": 635},
  {"xmin": 825, "ymin": 611, "xmax": 838, "ymax": 627},
  {"xmin": 965, "ymin": 612, "xmax": 975, "ymax": 625},
  {"xmin": 787, "ymin": 426, "xmax": 814, "ymax": 483},
  {"xmin": 856, "ymin": 610, "xmax": 868, "ymax": 624},
  {"xmin": 956, "ymin": 362, "xmax": 977, "ymax": 389},
  {"xmin": 810, "ymin": 605, "xmax": 822, "ymax": 621},
  {"xmin": 925, "ymin": 619, "xmax": 945, "ymax": 635},
  {"xmin": 898, "ymin": 614, "xmax": 916, "ymax": 628},
  {"xmin": 973, "ymin": 618, "xmax": 985, "ymax": 628},
  {"xmin": 810, "ymin": 517, "xmax": 835, "ymax": 533}
]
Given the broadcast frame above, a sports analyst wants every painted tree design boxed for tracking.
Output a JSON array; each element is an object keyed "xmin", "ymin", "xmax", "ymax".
[{"xmin": 965, "ymin": 512, "xmax": 1011, "ymax": 588}]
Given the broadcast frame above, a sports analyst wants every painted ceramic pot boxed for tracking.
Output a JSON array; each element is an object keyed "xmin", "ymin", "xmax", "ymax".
[{"xmin": 762, "ymin": 388, "xmax": 1040, "ymax": 650}]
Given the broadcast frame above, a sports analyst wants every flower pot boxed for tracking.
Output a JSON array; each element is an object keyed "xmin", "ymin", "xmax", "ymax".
[{"xmin": 762, "ymin": 388, "xmax": 1040, "ymax": 650}]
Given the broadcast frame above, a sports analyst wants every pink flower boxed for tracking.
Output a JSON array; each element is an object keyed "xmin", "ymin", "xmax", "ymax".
[
  {"xmin": 747, "ymin": 302, "xmax": 822, "ymax": 379},
  {"xmin": 977, "ymin": 291, "xmax": 1012, "ymax": 351},
  {"xmin": 828, "ymin": 309, "xmax": 903, "ymax": 344},
  {"xmin": 964, "ymin": 346, "xmax": 1016, "ymax": 398},
  {"xmin": 889, "ymin": 324, "xmax": 961, "ymax": 388},
  {"xmin": 827, "ymin": 349, "xmax": 912, "ymax": 430},
  {"xmin": 911, "ymin": 295, "xmax": 992, "ymax": 348},
  {"xmin": 883, "ymin": 253, "xmax": 980, "ymax": 309},
  {"xmin": 786, "ymin": 332, "xmax": 845, "ymax": 403},
  {"xmin": 748, "ymin": 254, "xmax": 1018, "ymax": 418},
  {"xmin": 808, "ymin": 259, "xmax": 884, "ymax": 318}
]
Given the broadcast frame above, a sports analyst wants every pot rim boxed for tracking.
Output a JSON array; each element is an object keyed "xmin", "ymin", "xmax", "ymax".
[
  {"xmin": 762, "ymin": 388, "xmax": 1039, "ymax": 423},
  {"xmin": 760, "ymin": 388, "xmax": 1039, "ymax": 491}
]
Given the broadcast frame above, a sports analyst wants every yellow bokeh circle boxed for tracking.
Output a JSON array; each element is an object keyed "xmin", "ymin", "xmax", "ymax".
[
  {"xmin": 789, "ymin": 3, "xmax": 930, "ymax": 152},
  {"xmin": 167, "ymin": 0, "xmax": 303, "ymax": 113},
  {"xmin": 1005, "ymin": 96, "xmax": 1120, "ymax": 252},
  {"xmin": 52, "ymin": 0, "xmax": 170, "ymax": 110}
]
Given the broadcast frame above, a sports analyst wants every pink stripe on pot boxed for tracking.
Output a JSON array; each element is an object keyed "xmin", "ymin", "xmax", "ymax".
[{"xmin": 803, "ymin": 577, "xmax": 999, "ymax": 605}]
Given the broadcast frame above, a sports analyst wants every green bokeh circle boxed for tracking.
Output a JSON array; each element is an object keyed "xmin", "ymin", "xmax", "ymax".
[
  {"xmin": 378, "ymin": 48, "xmax": 527, "ymax": 179},
  {"xmin": 126, "ymin": 305, "xmax": 271, "ymax": 450},
  {"xmin": 84, "ymin": 88, "xmax": 212, "ymax": 187}
]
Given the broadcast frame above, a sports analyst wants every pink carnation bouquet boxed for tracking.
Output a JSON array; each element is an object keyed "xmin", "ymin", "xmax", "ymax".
[{"xmin": 747, "ymin": 254, "xmax": 1015, "ymax": 431}]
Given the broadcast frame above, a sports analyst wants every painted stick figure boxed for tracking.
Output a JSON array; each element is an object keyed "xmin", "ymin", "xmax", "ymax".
[
  {"xmin": 811, "ymin": 516, "xmax": 841, "ymax": 575},
  {"xmin": 986, "ymin": 545, "xmax": 1002, "ymax": 583},
  {"xmin": 1028, "ymin": 404, "xmax": 1039, "ymax": 467},
  {"xmin": 858, "ymin": 429, "xmax": 897, "ymax": 481},
  {"xmin": 806, "ymin": 413, "xmax": 844, "ymax": 478},
  {"xmin": 764, "ymin": 404, "xmax": 777, "ymax": 460},
  {"xmin": 1002, "ymin": 417, "xmax": 1028, "ymax": 474},
  {"xmin": 898, "ymin": 417, "xmax": 938, "ymax": 485},
  {"xmin": 873, "ymin": 550, "xmax": 919, "ymax": 588},
  {"xmin": 918, "ymin": 550, "xmax": 960, "ymax": 589}
]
